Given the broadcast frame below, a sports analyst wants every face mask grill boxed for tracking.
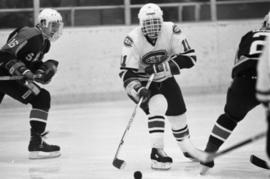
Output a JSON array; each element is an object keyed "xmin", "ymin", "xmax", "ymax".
[{"xmin": 141, "ymin": 18, "xmax": 162, "ymax": 39}]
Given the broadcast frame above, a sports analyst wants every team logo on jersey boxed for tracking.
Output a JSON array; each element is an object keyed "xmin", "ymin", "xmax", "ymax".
[
  {"xmin": 173, "ymin": 24, "xmax": 181, "ymax": 34},
  {"xmin": 142, "ymin": 50, "xmax": 168, "ymax": 64},
  {"xmin": 123, "ymin": 36, "xmax": 133, "ymax": 47}
]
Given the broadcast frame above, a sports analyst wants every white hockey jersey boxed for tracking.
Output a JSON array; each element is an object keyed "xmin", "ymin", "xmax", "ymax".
[
  {"xmin": 120, "ymin": 22, "xmax": 196, "ymax": 83},
  {"xmin": 256, "ymin": 35, "xmax": 270, "ymax": 102}
]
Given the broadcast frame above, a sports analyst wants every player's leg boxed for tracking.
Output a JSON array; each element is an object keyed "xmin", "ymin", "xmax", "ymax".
[
  {"xmin": 201, "ymin": 77, "xmax": 260, "ymax": 170},
  {"xmin": 139, "ymin": 82, "xmax": 172, "ymax": 170},
  {"xmin": 147, "ymin": 94, "xmax": 173, "ymax": 169},
  {"xmin": 0, "ymin": 80, "xmax": 60, "ymax": 159},
  {"xmin": 162, "ymin": 77, "xmax": 196, "ymax": 160},
  {"xmin": 28, "ymin": 88, "xmax": 60, "ymax": 159}
]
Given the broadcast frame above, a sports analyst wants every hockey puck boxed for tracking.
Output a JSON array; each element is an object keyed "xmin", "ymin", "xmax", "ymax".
[{"xmin": 133, "ymin": 171, "xmax": 142, "ymax": 179}]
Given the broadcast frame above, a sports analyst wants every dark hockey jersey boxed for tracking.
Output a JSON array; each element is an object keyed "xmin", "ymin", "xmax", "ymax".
[
  {"xmin": 0, "ymin": 26, "xmax": 50, "ymax": 75},
  {"xmin": 232, "ymin": 30, "xmax": 269, "ymax": 78}
]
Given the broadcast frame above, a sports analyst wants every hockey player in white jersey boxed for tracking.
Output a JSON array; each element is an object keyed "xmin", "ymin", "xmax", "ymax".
[
  {"xmin": 256, "ymin": 29, "xmax": 270, "ymax": 161},
  {"xmin": 119, "ymin": 3, "xmax": 201, "ymax": 170}
]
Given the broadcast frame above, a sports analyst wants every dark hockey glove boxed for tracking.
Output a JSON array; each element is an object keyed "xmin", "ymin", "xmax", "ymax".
[
  {"xmin": 5, "ymin": 60, "xmax": 35, "ymax": 81},
  {"xmin": 145, "ymin": 60, "xmax": 180, "ymax": 76},
  {"xmin": 35, "ymin": 59, "xmax": 58, "ymax": 84},
  {"xmin": 126, "ymin": 80, "xmax": 150, "ymax": 103}
]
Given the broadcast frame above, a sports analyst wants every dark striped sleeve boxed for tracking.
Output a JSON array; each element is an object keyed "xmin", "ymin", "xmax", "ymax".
[
  {"xmin": 170, "ymin": 49, "xmax": 196, "ymax": 69},
  {"xmin": 119, "ymin": 68, "xmax": 140, "ymax": 87}
]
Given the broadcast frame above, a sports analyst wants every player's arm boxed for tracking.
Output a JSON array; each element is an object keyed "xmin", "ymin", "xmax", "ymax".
[
  {"xmin": 0, "ymin": 31, "xmax": 38, "ymax": 80},
  {"xmin": 119, "ymin": 37, "xmax": 150, "ymax": 102},
  {"xmin": 120, "ymin": 67, "xmax": 150, "ymax": 103},
  {"xmin": 170, "ymin": 24, "xmax": 197, "ymax": 69}
]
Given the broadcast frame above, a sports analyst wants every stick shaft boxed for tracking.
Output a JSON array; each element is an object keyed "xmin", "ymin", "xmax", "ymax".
[
  {"xmin": 213, "ymin": 132, "xmax": 266, "ymax": 158},
  {"xmin": 0, "ymin": 76, "xmax": 23, "ymax": 80},
  {"xmin": 113, "ymin": 74, "xmax": 155, "ymax": 159}
]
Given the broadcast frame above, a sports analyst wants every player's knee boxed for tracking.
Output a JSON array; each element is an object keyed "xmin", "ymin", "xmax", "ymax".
[
  {"xmin": 30, "ymin": 89, "xmax": 51, "ymax": 111},
  {"xmin": 225, "ymin": 113, "xmax": 243, "ymax": 124},
  {"xmin": 148, "ymin": 94, "xmax": 167, "ymax": 115},
  {"xmin": 167, "ymin": 114, "xmax": 187, "ymax": 130},
  {"xmin": 216, "ymin": 113, "xmax": 238, "ymax": 131}
]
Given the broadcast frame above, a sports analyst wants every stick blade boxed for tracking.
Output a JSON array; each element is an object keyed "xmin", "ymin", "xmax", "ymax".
[
  {"xmin": 250, "ymin": 155, "xmax": 270, "ymax": 170},
  {"xmin": 112, "ymin": 158, "xmax": 126, "ymax": 169}
]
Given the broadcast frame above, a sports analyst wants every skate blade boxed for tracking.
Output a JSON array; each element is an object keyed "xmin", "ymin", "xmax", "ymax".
[
  {"xmin": 200, "ymin": 165, "xmax": 210, "ymax": 175},
  {"xmin": 151, "ymin": 160, "xmax": 172, "ymax": 170},
  {"xmin": 29, "ymin": 151, "xmax": 61, "ymax": 159}
]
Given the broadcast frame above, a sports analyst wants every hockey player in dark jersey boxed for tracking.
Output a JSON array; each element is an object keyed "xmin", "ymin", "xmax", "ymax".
[
  {"xmin": 119, "ymin": 3, "xmax": 205, "ymax": 170},
  {"xmin": 200, "ymin": 12, "xmax": 270, "ymax": 173},
  {"xmin": 0, "ymin": 8, "xmax": 63, "ymax": 159}
]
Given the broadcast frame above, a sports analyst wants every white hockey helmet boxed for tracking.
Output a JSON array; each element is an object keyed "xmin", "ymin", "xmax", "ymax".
[
  {"xmin": 138, "ymin": 3, "xmax": 163, "ymax": 39},
  {"xmin": 37, "ymin": 8, "xmax": 63, "ymax": 41},
  {"xmin": 262, "ymin": 11, "xmax": 270, "ymax": 30}
]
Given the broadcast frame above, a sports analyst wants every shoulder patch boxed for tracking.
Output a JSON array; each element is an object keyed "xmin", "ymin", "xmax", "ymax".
[
  {"xmin": 173, "ymin": 24, "xmax": 181, "ymax": 34},
  {"xmin": 123, "ymin": 36, "xmax": 133, "ymax": 47}
]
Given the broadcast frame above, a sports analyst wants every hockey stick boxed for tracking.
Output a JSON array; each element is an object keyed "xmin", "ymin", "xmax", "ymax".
[
  {"xmin": 0, "ymin": 76, "xmax": 24, "ymax": 80},
  {"xmin": 112, "ymin": 74, "xmax": 155, "ymax": 169},
  {"xmin": 250, "ymin": 155, "xmax": 270, "ymax": 170},
  {"xmin": 205, "ymin": 131, "xmax": 266, "ymax": 162},
  {"xmin": 0, "ymin": 74, "xmax": 42, "ymax": 81}
]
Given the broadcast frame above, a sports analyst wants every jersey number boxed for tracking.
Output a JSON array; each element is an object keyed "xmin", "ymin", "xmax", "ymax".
[
  {"xmin": 249, "ymin": 32, "xmax": 267, "ymax": 56},
  {"xmin": 25, "ymin": 53, "xmax": 35, "ymax": 61},
  {"xmin": 7, "ymin": 39, "xmax": 19, "ymax": 48}
]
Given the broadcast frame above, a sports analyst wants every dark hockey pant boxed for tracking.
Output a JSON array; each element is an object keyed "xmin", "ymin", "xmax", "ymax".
[
  {"xmin": 140, "ymin": 77, "xmax": 187, "ymax": 116},
  {"xmin": 224, "ymin": 76, "xmax": 260, "ymax": 123}
]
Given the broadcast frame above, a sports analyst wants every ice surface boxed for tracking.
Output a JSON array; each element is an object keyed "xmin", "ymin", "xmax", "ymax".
[{"xmin": 0, "ymin": 93, "xmax": 269, "ymax": 179}]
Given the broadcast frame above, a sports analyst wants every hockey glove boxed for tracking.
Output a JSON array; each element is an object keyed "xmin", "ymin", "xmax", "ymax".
[
  {"xmin": 145, "ymin": 58, "xmax": 180, "ymax": 81},
  {"xmin": 145, "ymin": 55, "xmax": 180, "ymax": 75},
  {"xmin": 5, "ymin": 60, "xmax": 35, "ymax": 81},
  {"xmin": 126, "ymin": 80, "xmax": 150, "ymax": 103},
  {"xmin": 35, "ymin": 59, "xmax": 59, "ymax": 84}
]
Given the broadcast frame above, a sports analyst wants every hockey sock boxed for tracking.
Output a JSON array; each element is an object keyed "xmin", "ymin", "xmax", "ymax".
[
  {"xmin": 171, "ymin": 126, "xmax": 190, "ymax": 142},
  {"xmin": 29, "ymin": 108, "xmax": 48, "ymax": 135},
  {"xmin": 167, "ymin": 114, "xmax": 190, "ymax": 152},
  {"xmin": 148, "ymin": 115, "xmax": 165, "ymax": 148},
  {"xmin": 205, "ymin": 113, "xmax": 237, "ymax": 153}
]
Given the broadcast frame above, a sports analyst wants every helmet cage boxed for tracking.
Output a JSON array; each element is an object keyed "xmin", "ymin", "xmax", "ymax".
[{"xmin": 141, "ymin": 18, "xmax": 162, "ymax": 39}]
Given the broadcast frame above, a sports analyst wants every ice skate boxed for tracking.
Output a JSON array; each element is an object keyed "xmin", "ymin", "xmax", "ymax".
[
  {"xmin": 28, "ymin": 131, "xmax": 61, "ymax": 159},
  {"xmin": 151, "ymin": 148, "xmax": 173, "ymax": 170}
]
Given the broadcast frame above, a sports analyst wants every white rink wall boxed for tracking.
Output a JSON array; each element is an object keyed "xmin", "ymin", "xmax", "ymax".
[{"xmin": 0, "ymin": 20, "xmax": 261, "ymax": 103}]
